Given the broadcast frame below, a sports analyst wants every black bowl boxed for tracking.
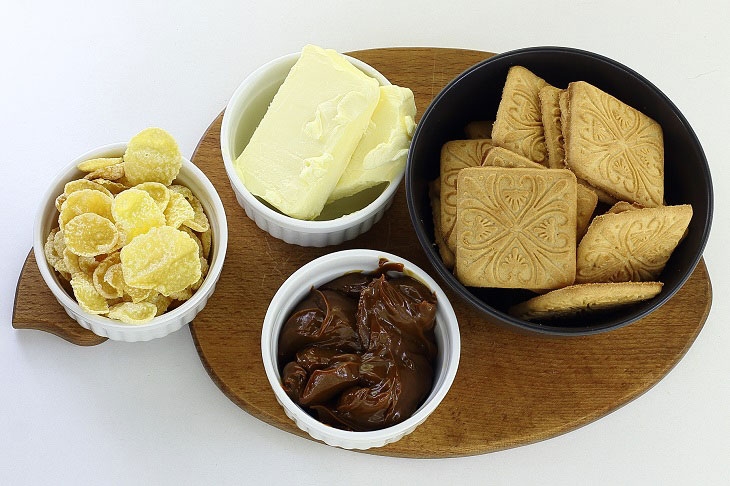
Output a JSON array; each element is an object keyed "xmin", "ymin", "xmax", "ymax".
[{"xmin": 406, "ymin": 47, "xmax": 713, "ymax": 335}]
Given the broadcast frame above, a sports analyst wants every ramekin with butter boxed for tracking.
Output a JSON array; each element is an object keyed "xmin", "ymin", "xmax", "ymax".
[{"xmin": 221, "ymin": 45, "xmax": 416, "ymax": 247}]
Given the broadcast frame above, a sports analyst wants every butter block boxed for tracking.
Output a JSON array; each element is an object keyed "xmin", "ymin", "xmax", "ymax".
[
  {"xmin": 328, "ymin": 85, "xmax": 416, "ymax": 202},
  {"xmin": 235, "ymin": 44, "xmax": 380, "ymax": 220}
]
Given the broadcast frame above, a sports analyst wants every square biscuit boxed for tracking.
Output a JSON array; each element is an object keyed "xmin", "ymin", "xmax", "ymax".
[
  {"xmin": 492, "ymin": 66, "xmax": 550, "ymax": 166},
  {"xmin": 455, "ymin": 167, "xmax": 577, "ymax": 289},
  {"xmin": 482, "ymin": 146, "xmax": 545, "ymax": 170},
  {"xmin": 606, "ymin": 201, "xmax": 644, "ymax": 214},
  {"xmin": 509, "ymin": 281, "xmax": 663, "ymax": 320},
  {"xmin": 576, "ymin": 182, "xmax": 598, "ymax": 239},
  {"xmin": 538, "ymin": 86, "xmax": 567, "ymax": 169},
  {"xmin": 559, "ymin": 89, "xmax": 570, "ymax": 148},
  {"xmin": 440, "ymin": 139, "xmax": 494, "ymax": 252},
  {"xmin": 576, "ymin": 204, "xmax": 692, "ymax": 283},
  {"xmin": 565, "ymin": 81, "xmax": 664, "ymax": 207}
]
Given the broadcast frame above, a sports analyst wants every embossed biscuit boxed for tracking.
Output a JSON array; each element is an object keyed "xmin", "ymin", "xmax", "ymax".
[
  {"xmin": 440, "ymin": 139, "xmax": 494, "ymax": 252},
  {"xmin": 492, "ymin": 66, "xmax": 550, "ymax": 166},
  {"xmin": 455, "ymin": 167, "xmax": 577, "ymax": 289},
  {"xmin": 576, "ymin": 204, "xmax": 692, "ymax": 283},
  {"xmin": 509, "ymin": 281, "xmax": 663, "ymax": 320},
  {"xmin": 606, "ymin": 201, "xmax": 644, "ymax": 214},
  {"xmin": 482, "ymin": 146, "xmax": 545, "ymax": 170},
  {"xmin": 484, "ymin": 148, "xmax": 597, "ymax": 239},
  {"xmin": 562, "ymin": 88, "xmax": 623, "ymax": 205},
  {"xmin": 559, "ymin": 89, "xmax": 570, "ymax": 147},
  {"xmin": 429, "ymin": 178, "xmax": 455, "ymax": 269},
  {"xmin": 539, "ymin": 86, "xmax": 566, "ymax": 169},
  {"xmin": 565, "ymin": 81, "xmax": 664, "ymax": 207},
  {"xmin": 576, "ymin": 182, "xmax": 598, "ymax": 239},
  {"xmin": 465, "ymin": 120, "xmax": 494, "ymax": 139}
]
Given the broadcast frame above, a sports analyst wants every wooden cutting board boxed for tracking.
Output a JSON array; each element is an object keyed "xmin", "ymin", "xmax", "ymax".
[{"xmin": 13, "ymin": 48, "xmax": 712, "ymax": 458}]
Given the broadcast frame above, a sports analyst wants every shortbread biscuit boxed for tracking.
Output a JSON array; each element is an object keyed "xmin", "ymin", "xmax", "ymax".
[
  {"xmin": 484, "ymin": 148, "xmax": 597, "ymax": 239},
  {"xmin": 455, "ymin": 167, "xmax": 576, "ymax": 289},
  {"xmin": 559, "ymin": 89, "xmax": 570, "ymax": 148},
  {"xmin": 492, "ymin": 66, "xmax": 549, "ymax": 166},
  {"xmin": 539, "ymin": 86, "xmax": 566, "ymax": 169},
  {"xmin": 482, "ymin": 146, "xmax": 545, "ymax": 170},
  {"xmin": 576, "ymin": 182, "xmax": 598, "ymax": 239},
  {"xmin": 565, "ymin": 81, "xmax": 664, "ymax": 207},
  {"xmin": 465, "ymin": 120, "xmax": 494, "ymax": 139},
  {"xmin": 509, "ymin": 281, "xmax": 663, "ymax": 320},
  {"xmin": 606, "ymin": 201, "xmax": 644, "ymax": 214},
  {"xmin": 440, "ymin": 139, "xmax": 494, "ymax": 252},
  {"xmin": 576, "ymin": 205, "xmax": 692, "ymax": 283},
  {"xmin": 429, "ymin": 178, "xmax": 455, "ymax": 269}
]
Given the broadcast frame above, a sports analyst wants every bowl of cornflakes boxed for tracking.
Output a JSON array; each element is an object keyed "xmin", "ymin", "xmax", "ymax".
[{"xmin": 33, "ymin": 128, "xmax": 228, "ymax": 342}]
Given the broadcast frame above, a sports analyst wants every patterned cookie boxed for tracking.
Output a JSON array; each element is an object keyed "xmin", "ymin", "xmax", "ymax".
[
  {"xmin": 576, "ymin": 182, "xmax": 598, "ymax": 239},
  {"xmin": 492, "ymin": 66, "xmax": 549, "ymax": 166},
  {"xmin": 576, "ymin": 205, "xmax": 692, "ymax": 283},
  {"xmin": 509, "ymin": 281, "xmax": 663, "ymax": 320},
  {"xmin": 465, "ymin": 120, "xmax": 494, "ymax": 139},
  {"xmin": 429, "ymin": 178, "xmax": 455, "ymax": 269},
  {"xmin": 482, "ymin": 146, "xmax": 545, "ymax": 170},
  {"xmin": 559, "ymin": 89, "xmax": 570, "ymax": 148},
  {"xmin": 538, "ymin": 86, "xmax": 566, "ymax": 169},
  {"xmin": 564, "ymin": 81, "xmax": 664, "ymax": 207},
  {"xmin": 455, "ymin": 167, "xmax": 577, "ymax": 289},
  {"xmin": 606, "ymin": 201, "xmax": 644, "ymax": 214},
  {"xmin": 484, "ymin": 148, "xmax": 597, "ymax": 239},
  {"xmin": 440, "ymin": 139, "xmax": 494, "ymax": 252}
]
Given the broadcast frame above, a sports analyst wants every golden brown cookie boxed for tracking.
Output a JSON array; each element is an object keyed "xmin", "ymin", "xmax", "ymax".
[
  {"xmin": 455, "ymin": 167, "xmax": 577, "ymax": 289},
  {"xmin": 564, "ymin": 81, "xmax": 664, "ymax": 207},
  {"xmin": 509, "ymin": 281, "xmax": 663, "ymax": 320},
  {"xmin": 538, "ymin": 86, "xmax": 566, "ymax": 169},
  {"xmin": 576, "ymin": 182, "xmax": 599, "ymax": 239},
  {"xmin": 429, "ymin": 178, "xmax": 455, "ymax": 269},
  {"xmin": 576, "ymin": 205, "xmax": 692, "ymax": 283},
  {"xmin": 465, "ymin": 120, "xmax": 494, "ymax": 139},
  {"xmin": 482, "ymin": 146, "xmax": 544, "ymax": 169},
  {"xmin": 440, "ymin": 139, "xmax": 494, "ymax": 252},
  {"xmin": 559, "ymin": 89, "xmax": 570, "ymax": 147},
  {"xmin": 492, "ymin": 66, "xmax": 549, "ymax": 166},
  {"xmin": 606, "ymin": 201, "xmax": 644, "ymax": 214}
]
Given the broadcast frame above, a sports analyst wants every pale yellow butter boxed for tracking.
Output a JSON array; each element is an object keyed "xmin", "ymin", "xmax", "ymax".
[
  {"xmin": 329, "ymin": 86, "xmax": 416, "ymax": 202},
  {"xmin": 235, "ymin": 44, "xmax": 380, "ymax": 220}
]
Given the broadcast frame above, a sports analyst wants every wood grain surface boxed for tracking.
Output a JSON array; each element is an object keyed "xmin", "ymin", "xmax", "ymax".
[{"xmin": 12, "ymin": 48, "xmax": 713, "ymax": 457}]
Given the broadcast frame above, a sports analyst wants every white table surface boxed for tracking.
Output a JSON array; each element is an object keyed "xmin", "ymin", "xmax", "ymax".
[{"xmin": 1, "ymin": 1, "xmax": 728, "ymax": 484}]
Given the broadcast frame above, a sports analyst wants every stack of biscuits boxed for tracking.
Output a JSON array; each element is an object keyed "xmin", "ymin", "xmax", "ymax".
[{"xmin": 430, "ymin": 66, "xmax": 693, "ymax": 321}]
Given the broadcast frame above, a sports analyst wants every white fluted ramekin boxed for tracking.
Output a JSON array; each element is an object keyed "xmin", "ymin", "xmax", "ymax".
[
  {"xmin": 261, "ymin": 249, "xmax": 460, "ymax": 450},
  {"xmin": 221, "ymin": 51, "xmax": 403, "ymax": 247},
  {"xmin": 33, "ymin": 142, "xmax": 228, "ymax": 342}
]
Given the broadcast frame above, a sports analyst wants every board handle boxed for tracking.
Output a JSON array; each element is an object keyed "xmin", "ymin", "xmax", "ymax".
[{"xmin": 13, "ymin": 250, "xmax": 107, "ymax": 346}]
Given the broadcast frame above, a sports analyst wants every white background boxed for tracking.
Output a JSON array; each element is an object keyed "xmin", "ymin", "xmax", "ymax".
[{"xmin": 1, "ymin": 1, "xmax": 728, "ymax": 484}]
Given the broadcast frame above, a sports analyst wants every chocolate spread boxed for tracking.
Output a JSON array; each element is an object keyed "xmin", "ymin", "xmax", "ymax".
[{"xmin": 278, "ymin": 259, "xmax": 438, "ymax": 431}]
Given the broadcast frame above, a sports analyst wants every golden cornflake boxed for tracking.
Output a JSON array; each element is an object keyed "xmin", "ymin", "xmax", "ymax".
[
  {"xmin": 64, "ymin": 213, "xmax": 119, "ymax": 257},
  {"xmin": 123, "ymin": 127, "xmax": 181, "ymax": 186},
  {"xmin": 107, "ymin": 302, "xmax": 157, "ymax": 324},
  {"xmin": 112, "ymin": 189, "xmax": 165, "ymax": 244},
  {"xmin": 120, "ymin": 226, "xmax": 201, "ymax": 296},
  {"xmin": 70, "ymin": 273, "xmax": 109, "ymax": 315}
]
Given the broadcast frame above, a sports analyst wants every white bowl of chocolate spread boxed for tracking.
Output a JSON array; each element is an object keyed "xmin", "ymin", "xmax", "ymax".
[{"xmin": 261, "ymin": 249, "xmax": 460, "ymax": 450}]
